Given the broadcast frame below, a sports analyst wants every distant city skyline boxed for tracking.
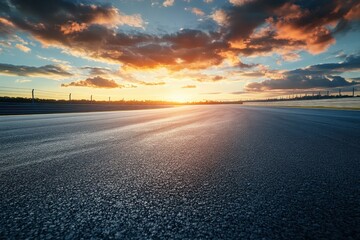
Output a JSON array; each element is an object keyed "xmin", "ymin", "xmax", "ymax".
[{"xmin": 0, "ymin": 0, "xmax": 359, "ymax": 101}]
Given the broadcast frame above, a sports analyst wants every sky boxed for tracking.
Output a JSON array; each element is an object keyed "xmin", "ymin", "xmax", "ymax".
[{"xmin": 0, "ymin": 0, "xmax": 359, "ymax": 102}]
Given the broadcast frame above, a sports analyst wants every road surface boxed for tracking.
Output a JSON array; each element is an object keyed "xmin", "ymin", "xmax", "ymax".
[
  {"xmin": 0, "ymin": 102, "xmax": 172, "ymax": 115},
  {"xmin": 0, "ymin": 105, "xmax": 359, "ymax": 239}
]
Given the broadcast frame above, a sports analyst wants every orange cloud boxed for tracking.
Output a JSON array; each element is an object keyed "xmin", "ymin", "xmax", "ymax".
[
  {"xmin": 229, "ymin": 0, "xmax": 254, "ymax": 6},
  {"xmin": 191, "ymin": 8, "xmax": 205, "ymax": 16},
  {"xmin": 271, "ymin": 2, "xmax": 336, "ymax": 54},
  {"xmin": 2, "ymin": 0, "xmax": 359, "ymax": 73},
  {"xmin": 281, "ymin": 52, "xmax": 301, "ymax": 62},
  {"xmin": 163, "ymin": 0, "xmax": 174, "ymax": 7},
  {"xmin": 0, "ymin": 17, "xmax": 15, "ymax": 27},
  {"xmin": 182, "ymin": 85, "xmax": 196, "ymax": 88},
  {"xmin": 345, "ymin": 2, "xmax": 360, "ymax": 20},
  {"xmin": 60, "ymin": 22, "xmax": 88, "ymax": 35},
  {"xmin": 15, "ymin": 44, "xmax": 31, "ymax": 53},
  {"xmin": 211, "ymin": 9, "xmax": 228, "ymax": 26}
]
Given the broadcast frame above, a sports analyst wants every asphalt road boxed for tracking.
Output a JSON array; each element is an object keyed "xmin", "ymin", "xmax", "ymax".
[
  {"xmin": 0, "ymin": 102, "xmax": 172, "ymax": 115},
  {"xmin": 0, "ymin": 105, "xmax": 359, "ymax": 239}
]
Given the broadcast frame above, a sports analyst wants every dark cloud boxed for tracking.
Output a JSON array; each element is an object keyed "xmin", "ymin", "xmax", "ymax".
[
  {"xmin": 231, "ymin": 91, "xmax": 247, "ymax": 94},
  {"xmin": 224, "ymin": 0, "xmax": 286, "ymax": 41},
  {"xmin": 218, "ymin": 0, "xmax": 359, "ymax": 54},
  {"xmin": 246, "ymin": 75, "xmax": 355, "ymax": 91},
  {"xmin": 236, "ymin": 62, "xmax": 258, "ymax": 68},
  {"xmin": 235, "ymin": 31, "xmax": 306, "ymax": 56},
  {"xmin": 0, "ymin": 1, "xmax": 243, "ymax": 70},
  {"xmin": 81, "ymin": 67, "xmax": 113, "ymax": 75},
  {"xmin": 1, "ymin": 0, "xmax": 359, "ymax": 72},
  {"xmin": 7, "ymin": 0, "xmax": 143, "ymax": 28},
  {"xmin": 0, "ymin": 63, "xmax": 72, "ymax": 77},
  {"xmin": 0, "ymin": 1, "xmax": 10, "ymax": 14},
  {"xmin": 111, "ymin": 30, "xmax": 230, "ymax": 70},
  {"xmin": 164, "ymin": 29, "xmax": 211, "ymax": 49},
  {"xmin": 303, "ymin": 54, "xmax": 360, "ymax": 74},
  {"xmin": 245, "ymin": 54, "xmax": 360, "ymax": 91},
  {"xmin": 61, "ymin": 76, "xmax": 123, "ymax": 88}
]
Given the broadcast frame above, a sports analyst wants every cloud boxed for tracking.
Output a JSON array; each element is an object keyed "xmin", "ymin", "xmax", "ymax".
[
  {"xmin": 281, "ymin": 52, "xmax": 300, "ymax": 62},
  {"xmin": 350, "ymin": 77, "xmax": 360, "ymax": 81},
  {"xmin": 270, "ymin": 2, "xmax": 337, "ymax": 54},
  {"xmin": 196, "ymin": 75, "xmax": 225, "ymax": 82},
  {"xmin": 0, "ymin": 1, "xmax": 10, "ymax": 13},
  {"xmin": 239, "ymin": 71, "xmax": 265, "ymax": 78},
  {"xmin": 245, "ymin": 54, "xmax": 360, "ymax": 91},
  {"xmin": 182, "ymin": 85, "xmax": 196, "ymax": 88},
  {"xmin": 229, "ymin": 0, "xmax": 255, "ymax": 6},
  {"xmin": 0, "ymin": 17, "xmax": 16, "ymax": 37},
  {"xmin": 8, "ymin": 0, "xmax": 144, "ymax": 29},
  {"xmin": 15, "ymin": 79, "xmax": 31, "ymax": 83},
  {"xmin": 81, "ymin": 66, "xmax": 113, "ymax": 75},
  {"xmin": 137, "ymin": 81, "xmax": 166, "ymax": 86},
  {"xmin": 231, "ymin": 91, "xmax": 247, "ymax": 94},
  {"xmin": 0, "ymin": 63, "xmax": 72, "ymax": 77},
  {"xmin": 113, "ymin": 29, "xmax": 230, "ymax": 70},
  {"xmin": 1, "ymin": 0, "xmax": 359, "ymax": 73},
  {"xmin": 60, "ymin": 22, "xmax": 88, "ymax": 35},
  {"xmin": 0, "ymin": 3, "xmax": 171, "ymax": 68},
  {"xmin": 163, "ymin": 0, "xmax": 174, "ymax": 7},
  {"xmin": 61, "ymin": 76, "xmax": 124, "ymax": 88},
  {"xmin": 2, "ymin": 0, "xmax": 144, "ymax": 53},
  {"xmin": 5, "ymin": 14, "xmax": 231, "ymax": 70},
  {"xmin": 331, "ymin": 50, "xmax": 347, "ymax": 60},
  {"xmin": 303, "ymin": 54, "xmax": 360, "ymax": 74},
  {"xmin": 217, "ymin": 0, "xmax": 358, "ymax": 56},
  {"xmin": 37, "ymin": 55, "xmax": 69, "ymax": 65},
  {"xmin": 246, "ymin": 75, "xmax": 356, "ymax": 91},
  {"xmin": 190, "ymin": 8, "xmax": 205, "ymax": 16},
  {"xmin": 211, "ymin": 9, "xmax": 229, "ymax": 26},
  {"xmin": 15, "ymin": 43, "xmax": 30, "ymax": 52},
  {"xmin": 345, "ymin": 2, "xmax": 360, "ymax": 20}
]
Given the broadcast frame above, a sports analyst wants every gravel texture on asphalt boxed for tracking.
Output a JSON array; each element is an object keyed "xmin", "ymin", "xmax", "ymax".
[
  {"xmin": 0, "ymin": 105, "xmax": 359, "ymax": 239},
  {"xmin": 0, "ymin": 102, "xmax": 171, "ymax": 115}
]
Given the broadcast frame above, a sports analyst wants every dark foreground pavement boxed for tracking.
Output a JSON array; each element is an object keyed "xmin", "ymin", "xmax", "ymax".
[
  {"xmin": 0, "ymin": 106, "xmax": 359, "ymax": 239},
  {"xmin": 0, "ymin": 102, "xmax": 172, "ymax": 115}
]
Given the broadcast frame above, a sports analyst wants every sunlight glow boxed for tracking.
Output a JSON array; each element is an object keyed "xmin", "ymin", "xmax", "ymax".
[{"xmin": 168, "ymin": 92, "xmax": 192, "ymax": 103}]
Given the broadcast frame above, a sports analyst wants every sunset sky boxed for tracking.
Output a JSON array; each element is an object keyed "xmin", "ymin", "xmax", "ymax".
[{"xmin": 0, "ymin": 0, "xmax": 359, "ymax": 101}]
